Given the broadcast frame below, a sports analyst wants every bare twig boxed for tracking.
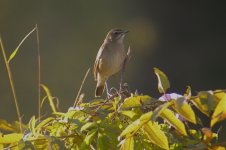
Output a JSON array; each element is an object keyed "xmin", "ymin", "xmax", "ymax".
[{"xmin": 73, "ymin": 68, "xmax": 90, "ymax": 107}]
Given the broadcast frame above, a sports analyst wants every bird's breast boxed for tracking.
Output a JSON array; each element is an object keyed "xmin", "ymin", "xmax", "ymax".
[{"xmin": 98, "ymin": 45, "xmax": 126, "ymax": 78}]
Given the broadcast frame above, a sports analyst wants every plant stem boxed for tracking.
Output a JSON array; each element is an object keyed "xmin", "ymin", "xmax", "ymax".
[{"xmin": 0, "ymin": 37, "xmax": 22, "ymax": 132}]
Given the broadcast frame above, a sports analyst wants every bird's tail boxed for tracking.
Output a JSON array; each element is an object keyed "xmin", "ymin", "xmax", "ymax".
[{"xmin": 95, "ymin": 83, "xmax": 105, "ymax": 97}]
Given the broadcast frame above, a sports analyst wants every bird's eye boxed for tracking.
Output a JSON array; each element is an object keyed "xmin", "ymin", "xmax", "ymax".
[{"xmin": 114, "ymin": 32, "xmax": 119, "ymax": 35}]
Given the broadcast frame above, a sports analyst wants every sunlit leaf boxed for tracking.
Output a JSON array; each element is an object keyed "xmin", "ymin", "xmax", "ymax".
[
  {"xmin": 120, "ymin": 110, "xmax": 138, "ymax": 119},
  {"xmin": 8, "ymin": 27, "xmax": 36, "ymax": 63},
  {"xmin": 49, "ymin": 137, "xmax": 65, "ymax": 150},
  {"xmin": 211, "ymin": 146, "xmax": 226, "ymax": 150},
  {"xmin": 173, "ymin": 97, "xmax": 196, "ymax": 124},
  {"xmin": 81, "ymin": 122, "xmax": 97, "ymax": 132},
  {"xmin": 214, "ymin": 90, "xmax": 226, "ymax": 101},
  {"xmin": 192, "ymin": 91, "xmax": 218, "ymax": 116},
  {"xmin": 120, "ymin": 111, "xmax": 153, "ymax": 137},
  {"xmin": 33, "ymin": 137, "xmax": 48, "ymax": 149},
  {"xmin": 184, "ymin": 86, "xmax": 192, "ymax": 99},
  {"xmin": 211, "ymin": 94, "xmax": 226, "ymax": 127},
  {"xmin": 35, "ymin": 117, "xmax": 54, "ymax": 132},
  {"xmin": 41, "ymin": 84, "xmax": 57, "ymax": 113},
  {"xmin": 154, "ymin": 67, "xmax": 170, "ymax": 94},
  {"xmin": 29, "ymin": 116, "xmax": 36, "ymax": 137},
  {"xmin": 18, "ymin": 140, "xmax": 35, "ymax": 150},
  {"xmin": 121, "ymin": 95, "xmax": 152, "ymax": 109},
  {"xmin": 81, "ymin": 129, "xmax": 97, "ymax": 149},
  {"xmin": 0, "ymin": 119, "xmax": 14, "ymax": 131},
  {"xmin": 97, "ymin": 133, "xmax": 105, "ymax": 150},
  {"xmin": 160, "ymin": 109, "xmax": 187, "ymax": 136},
  {"xmin": 143, "ymin": 121, "xmax": 169, "ymax": 150},
  {"xmin": 152, "ymin": 101, "xmax": 173, "ymax": 121},
  {"xmin": 119, "ymin": 135, "xmax": 134, "ymax": 150},
  {"xmin": 0, "ymin": 133, "xmax": 23, "ymax": 144}
]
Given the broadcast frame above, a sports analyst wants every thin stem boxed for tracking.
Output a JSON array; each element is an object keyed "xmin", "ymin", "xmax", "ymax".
[
  {"xmin": 73, "ymin": 68, "xmax": 90, "ymax": 107},
  {"xmin": 0, "ymin": 37, "xmax": 22, "ymax": 132},
  {"xmin": 35, "ymin": 25, "xmax": 41, "ymax": 121}
]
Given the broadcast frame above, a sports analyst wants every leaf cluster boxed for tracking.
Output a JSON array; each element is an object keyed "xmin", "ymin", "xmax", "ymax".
[{"xmin": 0, "ymin": 68, "xmax": 226, "ymax": 150}]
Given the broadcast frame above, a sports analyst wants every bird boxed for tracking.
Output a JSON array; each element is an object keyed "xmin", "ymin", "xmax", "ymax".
[{"xmin": 94, "ymin": 28, "xmax": 129, "ymax": 97}]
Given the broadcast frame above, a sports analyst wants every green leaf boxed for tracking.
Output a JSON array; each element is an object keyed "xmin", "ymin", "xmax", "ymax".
[
  {"xmin": 35, "ymin": 117, "xmax": 54, "ymax": 132},
  {"xmin": 173, "ymin": 97, "xmax": 196, "ymax": 124},
  {"xmin": 41, "ymin": 84, "xmax": 57, "ymax": 113},
  {"xmin": 119, "ymin": 135, "xmax": 134, "ymax": 150},
  {"xmin": 0, "ymin": 119, "xmax": 14, "ymax": 131},
  {"xmin": 184, "ymin": 86, "xmax": 192, "ymax": 99},
  {"xmin": 97, "ymin": 133, "xmax": 104, "ymax": 150},
  {"xmin": 120, "ymin": 110, "xmax": 138, "ymax": 119},
  {"xmin": 8, "ymin": 27, "xmax": 36, "ymax": 63},
  {"xmin": 143, "ymin": 121, "xmax": 169, "ymax": 150},
  {"xmin": 120, "ymin": 111, "xmax": 153, "ymax": 137},
  {"xmin": 121, "ymin": 95, "xmax": 152, "ymax": 108},
  {"xmin": 49, "ymin": 137, "xmax": 65, "ymax": 150},
  {"xmin": 29, "ymin": 116, "xmax": 37, "ymax": 136},
  {"xmin": 0, "ymin": 133, "xmax": 23, "ymax": 144},
  {"xmin": 81, "ymin": 122, "xmax": 97, "ymax": 132},
  {"xmin": 18, "ymin": 141, "xmax": 35, "ymax": 150},
  {"xmin": 211, "ymin": 94, "xmax": 226, "ymax": 127},
  {"xmin": 152, "ymin": 101, "xmax": 173, "ymax": 121},
  {"xmin": 154, "ymin": 67, "xmax": 170, "ymax": 93},
  {"xmin": 192, "ymin": 91, "xmax": 218, "ymax": 116},
  {"xmin": 33, "ymin": 137, "xmax": 48, "ymax": 149},
  {"xmin": 81, "ymin": 129, "xmax": 97, "ymax": 149},
  {"xmin": 160, "ymin": 109, "xmax": 187, "ymax": 136}
]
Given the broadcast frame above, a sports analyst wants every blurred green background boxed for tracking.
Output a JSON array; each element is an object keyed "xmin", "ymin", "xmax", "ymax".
[{"xmin": 0, "ymin": 1, "xmax": 226, "ymax": 123}]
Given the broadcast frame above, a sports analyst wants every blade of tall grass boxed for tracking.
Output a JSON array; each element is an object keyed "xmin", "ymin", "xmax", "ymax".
[
  {"xmin": 35, "ymin": 24, "xmax": 41, "ymax": 121},
  {"xmin": 0, "ymin": 37, "xmax": 22, "ymax": 132},
  {"xmin": 8, "ymin": 27, "xmax": 36, "ymax": 63}
]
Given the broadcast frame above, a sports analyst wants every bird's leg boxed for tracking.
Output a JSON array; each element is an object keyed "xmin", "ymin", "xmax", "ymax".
[
  {"xmin": 105, "ymin": 80, "xmax": 112, "ymax": 98},
  {"xmin": 120, "ymin": 46, "xmax": 131, "ymax": 91}
]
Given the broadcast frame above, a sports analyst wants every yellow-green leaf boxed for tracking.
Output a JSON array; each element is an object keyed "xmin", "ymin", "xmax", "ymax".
[
  {"xmin": 97, "ymin": 133, "xmax": 104, "ymax": 150},
  {"xmin": 8, "ymin": 27, "xmax": 36, "ymax": 63},
  {"xmin": 29, "ymin": 116, "xmax": 36, "ymax": 136},
  {"xmin": 173, "ymin": 97, "xmax": 196, "ymax": 124},
  {"xmin": 152, "ymin": 101, "xmax": 173, "ymax": 121},
  {"xmin": 160, "ymin": 109, "xmax": 187, "ymax": 136},
  {"xmin": 41, "ymin": 84, "xmax": 57, "ymax": 113},
  {"xmin": 184, "ymin": 86, "xmax": 192, "ymax": 99},
  {"xmin": 0, "ymin": 133, "xmax": 23, "ymax": 144},
  {"xmin": 192, "ymin": 91, "xmax": 218, "ymax": 116},
  {"xmin": 0, "ymin": 119, "xmax": 14, "ymax": 131},
  {"xmin": 120, "ymin": 111, "xmax": 153, "ymax": 137},
  {"xmin": 81, "ymin": 122, "xmax": 96, "ymax": 132},
  {"xmin": 35, "ymin": 117, "xmax": 54, "ymax": 131},
  {"xmin": 120, "ymin": 110, "xmax": 137, "ymax": 119},
  {"xmin": 81, "ymin": 129, "xmax": 97, "ymax": 149},
  {"xmin": 119, "ymin": 135, "xmax": 134, "ymax": 150},
  {"xmin": 143, "ymin": 121, "xmax": 169, "ymax": 150},
  {"xmin": 211, "ymin": 94, "xmax": 226, "ymax": 127},
  {"xmin": 154, "ymin": 67, "xmax": 170, "ymax": 94},
  {"xmin": 121, "ymin": 95, "xmax": 152, "ymax": 108}
]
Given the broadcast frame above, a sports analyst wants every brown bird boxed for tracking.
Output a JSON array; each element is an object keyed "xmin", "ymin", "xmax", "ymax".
[{"xmin": 94, "ymin": 28, "xmax": 129, "ymax": 97}]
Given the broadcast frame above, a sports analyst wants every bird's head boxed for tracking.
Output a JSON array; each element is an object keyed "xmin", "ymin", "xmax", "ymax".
[{"xmin": 105, "ymin": 28, "xmax": 129, "ymax": 43}]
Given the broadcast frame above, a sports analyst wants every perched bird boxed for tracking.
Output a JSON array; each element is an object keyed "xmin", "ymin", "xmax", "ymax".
[{"xmin": 94, "ymin": 28, "xmax": 129, "ymax": 97}]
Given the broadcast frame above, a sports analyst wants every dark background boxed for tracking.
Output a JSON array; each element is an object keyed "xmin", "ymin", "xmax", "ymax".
[{"xmin": 0, "ymin": 1, "xmax": 226, "ymax": 123}]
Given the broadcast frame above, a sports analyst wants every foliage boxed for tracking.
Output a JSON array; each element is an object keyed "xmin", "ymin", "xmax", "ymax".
[
  {"xmin": 1, "ymin": 29, "xmax": 226, "ymax": 149},
  {"xmin": 0, "ymin": 68, "xmax": 225, "ymax": 149}
]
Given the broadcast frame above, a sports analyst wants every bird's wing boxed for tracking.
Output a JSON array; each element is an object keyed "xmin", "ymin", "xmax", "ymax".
[
  {"xmin": 94, "ymin": 59, "xmax": 99, "ymax": 80},
  {"xmin": 93, "ymin": 46, "xmax": 104, "ymax": 80}
]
